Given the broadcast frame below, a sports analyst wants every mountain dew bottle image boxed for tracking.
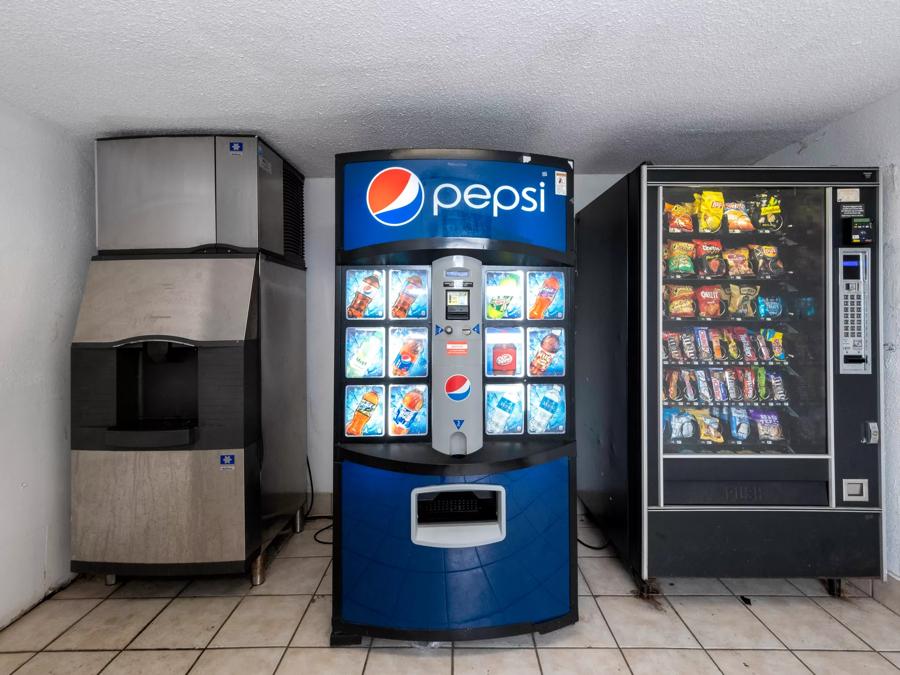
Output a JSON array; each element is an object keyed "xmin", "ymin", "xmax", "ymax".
[
  {"xmin": 530, "ymin": 385, "xmax": 562, "ymax": 433},
  {"xmin": 486, "ymin": 274, "xmax": 519, "ymax": 319}
]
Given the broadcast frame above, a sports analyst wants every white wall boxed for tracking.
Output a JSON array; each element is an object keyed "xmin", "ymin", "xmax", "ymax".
[
  {"xmin": 303, "ymin": 174, "xmax": 621, "ymax": 499},
  {"xmin": 0, "ymin": 100, "xmax": 94, "ymax": 627},
  {"xmin": 761, "ymin": 89, "xmax": 900, "ymax": 579}
]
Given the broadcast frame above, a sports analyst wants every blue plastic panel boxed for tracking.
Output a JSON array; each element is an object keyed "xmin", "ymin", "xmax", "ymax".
[
  {"xmin": 339, "ymin": 457, "xmax": 571, "ymax": 631},
  {"xmin": 342, "ymin": 160, "xmax": 568, "ymax": 252}
]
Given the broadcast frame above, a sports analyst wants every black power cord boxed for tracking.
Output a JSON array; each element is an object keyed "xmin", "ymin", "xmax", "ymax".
[
  {"xmin": 577, "ymin": 535, "xmax": 610, "ymax": 551},
  {"xmin": 303, "ymin": 456, "xmax": 315, "ymax": 519},
  {"xmin": 314, "ymin": 520, "xmax": 334, "ymax": 545}
]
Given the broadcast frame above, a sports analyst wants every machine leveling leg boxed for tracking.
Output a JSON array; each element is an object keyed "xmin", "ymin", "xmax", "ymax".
[{"xmin": 251, "ymin": 555, "xmax": 266, "ymax": 586}]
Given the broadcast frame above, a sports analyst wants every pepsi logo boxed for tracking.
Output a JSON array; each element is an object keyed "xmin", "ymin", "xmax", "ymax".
[
  {"xmin": 444, "ymin": 374, "xmax": 471, "ymax": 401},
  {"xmin": 367, "ymin": 167, "xmax": 424, "ymax": 227}
]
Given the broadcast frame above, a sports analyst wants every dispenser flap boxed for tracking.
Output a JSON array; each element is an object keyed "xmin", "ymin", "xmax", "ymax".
[{"xmin": 73, "ymin": 258, "xmax": 256, "ymax": 344}]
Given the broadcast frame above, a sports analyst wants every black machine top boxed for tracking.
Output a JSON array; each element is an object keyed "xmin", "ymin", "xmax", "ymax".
[{"xmin": 335, "ymin": 148, "xmax": 575, "ymax": 267}]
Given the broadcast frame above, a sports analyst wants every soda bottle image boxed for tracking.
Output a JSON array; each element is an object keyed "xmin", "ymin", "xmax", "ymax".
[
  {"xmin": 528, "ymin": 275, "xmax": 561, "ymax": 319},
  {"xmin": 346, "ymin": 389, "xmax": 379, "ymax": 436},
  {"xmin": 486, "ymin": 275, "xmax": 519, "ymax": 319},
  {"xmin": 492, "ymin": 343, "xmax": 517, "ymax": 375},
  {"xmin": 391, "ymin": 388, "xmax": 424, "ymax": 435},
  {"xmin": 530, "ymin": 386, "xmax": 562, "ymax": 433},
  {"xmin": 347, "ymin": 274, "xmax": 380, "ymax": 318},
  {"xmin": 529, "ymin": 331, "xmax": 561, "ymax": 376},
  {"xmin": 391, "ymin": 274, "xmax": 423, "ymax": 318},
  {"xmin": 392, "ymin": 338, "xmax": 422, "ymax": 376},
  {"xmin": 487, "ymin": 389, "xmax": 520, "ymax": 434},
  {"xmin": 347, "ymin": 334, "xmax": 380, "ymax": 378}
]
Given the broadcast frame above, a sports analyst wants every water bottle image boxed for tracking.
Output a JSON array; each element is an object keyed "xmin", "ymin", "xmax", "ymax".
[
  {"xmin": 485, "ymin": 384, "xmax": 523, "ymax": 435},
  {"xmin": 529, "ymin": 385, "xmax": 563, "ymax": 434},
  {"xmin": 346, "ymin": 331, "xmax": 383, "ymax": 378}
]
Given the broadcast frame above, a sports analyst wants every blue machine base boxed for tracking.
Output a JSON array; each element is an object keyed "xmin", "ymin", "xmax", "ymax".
[{"xmin": 334, "ymin": 456, "xmax": 575, "ymax": 640}]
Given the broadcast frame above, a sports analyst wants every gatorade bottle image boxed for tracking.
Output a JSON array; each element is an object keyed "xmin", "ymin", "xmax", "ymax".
[
  {"xmin": 391, "ymin": 274, "xmax": 423, "ymax": 318},
  {"xmin": 487, "ymin": 389, "xmax": 520, "ymax": 434},
  {"xmin": 528, "ymin": 275, "xmax": 561, "ymax": 319},
  {"xmin": 347, "ymin": 334, "xmax": 381, "ymax": 378},
  {"xmin": 392, "ymin": 338, "xmax": 422, "ymax": 376},
  {"xmin": 486, "ymin": 275, "xmax": 519, "ymax": 319},
  {"xmin": 529, "ymin": 331, "xmax": 561, "ymax": 376},
  {"xmin": 391, "ymin": 388, "xmax": 424, "ymax": 435},
  {"xmin": 347, "ymin": 273, "xmax": 380, "ymax": 318},
  {"xmin": 346, "ymin": 389, "xmax": 379, "ymax": 436},
  {"xmin": 530, "ymin": 386, "xmax": 562, "ymax": 433}
]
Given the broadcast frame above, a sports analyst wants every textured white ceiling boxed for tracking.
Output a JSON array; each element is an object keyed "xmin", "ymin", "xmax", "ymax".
[{"xmin": 2, "ymin": 0, "xmax": 900, "ymax": 176}]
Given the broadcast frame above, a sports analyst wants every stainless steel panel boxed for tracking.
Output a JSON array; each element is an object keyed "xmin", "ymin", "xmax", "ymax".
[
  {"xmin": 259, "ymin": 257, "xmax": 307, "ymax": 505},
  {"xmin": 73, "ymin": 258, "xmax": 256, "ymax": 344},
  {"xmin": 71, "ymin": 449, "xmax": 246, "ymax": 564},
  {"xmin": 96, "ymin": 137, "xmax": 216, "ymax": 250},
  {"xmin": 215, "ymin": 136, "xmax": 259, "ymax": 249},
  {"xmin": 257, "ymin": 140, "xmax": 284, "ymax": 256}
]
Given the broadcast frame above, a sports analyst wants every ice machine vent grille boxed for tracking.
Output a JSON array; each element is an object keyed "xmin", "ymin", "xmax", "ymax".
[{"xmin": 283, "ymin": 165, "xmax": 305, "ymax": 267}]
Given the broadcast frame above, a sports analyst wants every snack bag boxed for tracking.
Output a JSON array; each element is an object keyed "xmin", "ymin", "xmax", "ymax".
[
  {"xmin": 722, "ymin": 328, "xmax": 741, "ymax": 359},
  {"xmin": 680, "ymin": 369, "xmax": 698, "ymax": 402},
  {"xmin": 664, "ymin": 331, "xmax": 683, "ymax": 361},
  {"xmin": 709, "ymin": 369, "xmax": 728, "ymax": 402},
  {"xmin": 723, "ymin": 247, "xmax": 753, "ymax": 277},
  {"xmin": 709, "ymin": 328, "xmax": 727, "ymax": 360},
  {"xmin": 741, "ymin": 366, "xmax": 757, "ymax": 401},
  {"xmin": 693, "ymin": 239, "xmax": 726, "ymax": 277},
  {"xmin": 748, "ymin": 244, "xmax": 785, "ymax": 277},
  {"xmin": 665, "ymin": 370, "xmax": 681, "ymax": 401},
  {"xmin": 750, "ymin": 409, "xmax": 784, "ymax": 441},
  {"xmin": 755, "ymin": 365, "xmax": 769, "ymax": 400},
  {"xmin": 768, "ymin": 372, "xmax": 787, "ymax": 401},
  {"xmin": 695, "ymin": 369, "xmax": 713, "ymax": 403},
  {"xmin": 730, "ymin": 407, "xmax": 751, "ymax": 441},
  {"xmin": 694, "ymin": 191, "xmax": 725, "ymax": 233},
  {"xmin": 680, "ymin": 331, "xmax": 697, "ymax": 360},
  {"xmin": 666, "ymin": 240, "xmax": 696, "ymax": 275},
  {"xmin": 757, "ymin": 295, "xmax": 783, "ymax": 319},
  {"xmin": 664, "ymin": 202, "xmax": 694, "ymax": 233},
  {"xmin": 724, "ymin": 368, "xmax": 741, "ymax": 401},
  {"xmin": 695, "ymin": 285, "xmax": 727, "ymax": 318},
  {"xmin": 754, "ymin": 193, "xmax": 784, "ymax": 231},
  {"xmin": 764, "ymin": 329, "xmax": 786, "ymax": 361},
  {"xmin": 690, "ymin": 408, "xmax": 725, "ymax": 443},
  {"xmin": 755, "ymin": 332, "xmax": 773, "ymax": 360},
  {"xmin": 734, "ymin": 326, "xmax": 757, "ymax": 361},
  {"xmin": 725, "ymin": 201, "xmax": 755, "ymax": 233},
  {"xmin": 693, "ymin": 326, "xmax": 713, "ymax": 360},
  {"xmin": 728, "ymin": 284, "xmax": 760, "ymax": 318},
  {"xmin": 666, "ymin": 285, "xmax": 695, "ymax": 318}
]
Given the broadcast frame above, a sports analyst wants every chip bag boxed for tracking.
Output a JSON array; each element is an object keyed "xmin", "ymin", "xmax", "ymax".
[
  {"xmin": 723, "ymin": 247, "xmax": 753, "ymax": 277},
  {"xmin": 693, "ymin": 239, "xmax": 726, "ymax": 277},
  {"xmin": 748, "ymin": 244, "xmax": 785, "ymax": 277},
  {"xmin": 764, "ymin": 329, "xmax": 786, "ymax": 361},
  {"xmin": 695, "ymin": 285, "xmax": 727, "ymax": 318},
  {"xmin": 757, "ymin": 295, "xmax": 783, "ymax": 319},
  {"xmin": 665, "ymin": 285, "xmax": 695, "ymax": 318},
  {"xmin": 728, "ymin": 284, "xmax": 760, "ymax": 318},
  {"xmin": 664, "ymin": 202, "xmax": 695, "ymax": 233},
  {"xmin": 730, "ymin": 407, "xmax": 751, "ymax": 441},
  {"xmin": 725, "ymin": 201, "xmax": 755, "ymax": 233},
  {"xmin": 693, "ymin": 191, "xmax": 725, "ymax": 233},
  {"xmin": 750, "ymin": 409, "xmax": 784, "ymax": 441},
  {"xmin": 690, "ymin": 408, "xmax": 725, "ymax": 443},
  {"xmin": 666, "ymin": 240, "xmax": 695, "ymax": 275},
  {"xmin": 754, "ymin": 193, "xmax": 784, "ymax": 231}
]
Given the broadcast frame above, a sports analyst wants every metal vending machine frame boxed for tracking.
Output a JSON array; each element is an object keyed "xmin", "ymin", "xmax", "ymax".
[
  {"xmin": 575, "ymin": 165, "xmax": 883, "ymax": 594},
  {"xmin": 331, "ymin": 149, "xmax": 578, "ymax": 643}
]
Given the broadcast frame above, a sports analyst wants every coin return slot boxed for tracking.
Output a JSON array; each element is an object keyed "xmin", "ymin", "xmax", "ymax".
[{"xmin": 411, "ymin": 485, "xmax": 506, "ymax": 548}]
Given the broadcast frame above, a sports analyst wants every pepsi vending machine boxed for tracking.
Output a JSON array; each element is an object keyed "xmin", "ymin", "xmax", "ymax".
[{"xmin": 332, "ymin": 149, "xmax": 577, "ymax": 643}]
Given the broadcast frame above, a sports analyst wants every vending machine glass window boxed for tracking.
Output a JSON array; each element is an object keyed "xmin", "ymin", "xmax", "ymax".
[{"xmin": 659, "ymin": 187, "xmax": 827, "ymax": 457}]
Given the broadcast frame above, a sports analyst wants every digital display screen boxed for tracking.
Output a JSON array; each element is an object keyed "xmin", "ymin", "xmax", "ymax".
[
  {"xmin": 843, "ymin": 255, "xmax": 861, "ymax": 280},
  {"xmin": 446, "ymin": 290, "xmax": 469, "ymax": 306},
  {"xmin": 445, "ymin": 269, "xmax": 470, "ymax": 279}
]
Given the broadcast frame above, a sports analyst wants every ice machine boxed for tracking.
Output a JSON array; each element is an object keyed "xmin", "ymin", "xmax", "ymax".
[{"xmin": 71, "ymin": 135, "xmax": 308, "ymax": 583}]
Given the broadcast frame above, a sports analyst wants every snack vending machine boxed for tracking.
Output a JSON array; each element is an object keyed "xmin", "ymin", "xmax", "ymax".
[
  {"xmin": 332, "ymin": 149, "xmax": 577, "ymax": 643},
  {"xmin": 576, "ymin": 165, "xmax": 882, "ymax": 591}
]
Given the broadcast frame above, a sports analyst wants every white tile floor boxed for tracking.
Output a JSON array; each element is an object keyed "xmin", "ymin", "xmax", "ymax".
[{"xmin": 1, "ymin": 509, "xmax": 899, "ymax": 674}]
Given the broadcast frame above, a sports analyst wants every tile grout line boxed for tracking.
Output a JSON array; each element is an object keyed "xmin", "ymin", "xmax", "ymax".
[
  {"xmin": 808, "ymin": 595, "xmax": 884, "ymax": 652},
  {"xmin": 590, "ymin": 593, "xmax": 634, "ymax": 674},
  {"xmin": 185, "ymin": 588, "xmax": 251, "ymax": 673}
]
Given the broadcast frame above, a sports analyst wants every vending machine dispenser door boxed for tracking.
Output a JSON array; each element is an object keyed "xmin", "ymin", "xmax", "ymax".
[{"xmin": 431, "ymin": 255, "xmax": 484, "ymax": 455}]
